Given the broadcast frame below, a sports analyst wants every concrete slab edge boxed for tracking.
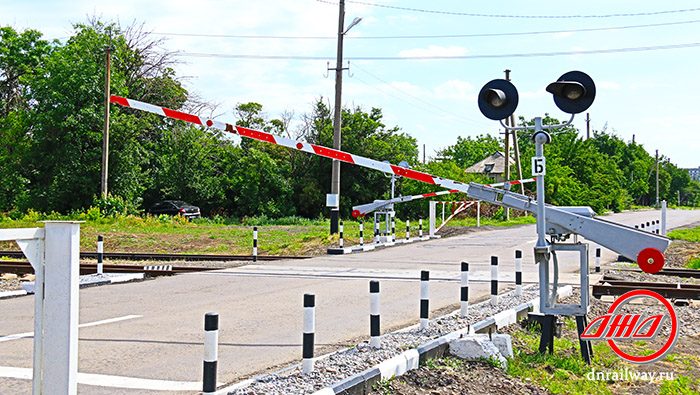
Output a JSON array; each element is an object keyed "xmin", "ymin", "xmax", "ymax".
[
  {"xmin": 0, "ymin": 289, "xmax": 28, "ymax": 299},
  {"xmin": 327, "ymin": 236, "xmax": 434, "ymax": 256}
]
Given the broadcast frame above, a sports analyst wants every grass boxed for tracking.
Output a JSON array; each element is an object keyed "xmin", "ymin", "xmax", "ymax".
[
  {"xmin": 0, "ymin": 215, "xmax": 332, "ymax": 255},
  {"xmin": 372, "ymin": 376, "xmax": 395, "ymax": 395},
  {"xmin": 0, "ymin": 210, "xmax": 535, "ymax": 255},
  {"xmin": 688, "ymin": 258, "xmax": 700, "ymax": 270},
  {"xmin": 444, "ymin": 214, "xmax": 536, "ymax": 228},
  {"xmin": 667, "ymin": 225, "xmax": 700, "ymax": 269},
  {"xmin": 668, "ymin": 225, "xmax": 700, "ymax": 243},
  {"xmin": 506, "ymin": 317, "xmax": 700, "ymax": 395},
  {"xmin": 659, "ymin": 376, "xmax": 700, "ymax": 395},
  {"xmin": 506, "ymin": 317, "xmax": 618, "ymax": 394}
]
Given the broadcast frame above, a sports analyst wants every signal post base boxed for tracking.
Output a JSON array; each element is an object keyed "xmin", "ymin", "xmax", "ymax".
[{"xmin": 527, "ymin": 313, "xmax": 592, "ymax": 364}]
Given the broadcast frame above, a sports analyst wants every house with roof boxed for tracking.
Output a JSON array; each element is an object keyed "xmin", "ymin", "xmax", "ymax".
[{"xmin": 464, "ymin": 151, "xmax": 514, "ymax": 182}]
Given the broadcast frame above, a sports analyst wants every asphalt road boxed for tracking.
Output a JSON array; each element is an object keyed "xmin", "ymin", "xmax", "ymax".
[{"xmin": 1, "ymin": 209, "xmax": 698, "ymax": 394}]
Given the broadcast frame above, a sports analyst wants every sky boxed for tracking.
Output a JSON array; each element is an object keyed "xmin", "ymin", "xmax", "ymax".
[{"xmin": 3, "ymin": 0, "xmax": 700, "ymax": 169}]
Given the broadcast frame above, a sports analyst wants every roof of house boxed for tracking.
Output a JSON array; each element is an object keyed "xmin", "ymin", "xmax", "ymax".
[{"xmin": 464, "ymin": 151, "xmax": 515, "ymax": 174}]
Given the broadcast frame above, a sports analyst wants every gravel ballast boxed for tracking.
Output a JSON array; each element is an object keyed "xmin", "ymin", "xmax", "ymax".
[{"xmin": 228, "ymin": 286, "xmax": 540, "ymax": 395}]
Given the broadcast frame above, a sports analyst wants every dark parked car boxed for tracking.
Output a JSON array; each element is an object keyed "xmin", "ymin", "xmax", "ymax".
[{"xmin": 148, "ymin": 200, "xmax": 201, "ymax": 219}]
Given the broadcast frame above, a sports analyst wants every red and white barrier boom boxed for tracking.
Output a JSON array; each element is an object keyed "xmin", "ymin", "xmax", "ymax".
[
  {"xmin": 110, "ymin": 95, "xmax": 670, "ymax": 272},
  {"xmin": 351, "ymin": 177, "xmax": 536, "ymax": 218}
]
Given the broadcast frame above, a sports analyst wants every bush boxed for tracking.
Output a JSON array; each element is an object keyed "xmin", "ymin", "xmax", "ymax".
[{"xmin": 93, "ymin": 194, "xmax": 140, "ymax": 217}]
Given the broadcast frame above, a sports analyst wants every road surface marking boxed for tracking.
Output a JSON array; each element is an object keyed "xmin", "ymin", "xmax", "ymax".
[
  {"xmin": 0, "ymin": 314, "xmax": 142, "ymax": 343},
  {"xmin": 0, "ymin": 366, "xmax": 201, "ymax": 391}
]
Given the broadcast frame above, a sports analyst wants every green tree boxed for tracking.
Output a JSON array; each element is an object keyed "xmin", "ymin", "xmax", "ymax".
[{"xmin": 436, "ymin": 134, "xmax": 501, "ymax": 168}]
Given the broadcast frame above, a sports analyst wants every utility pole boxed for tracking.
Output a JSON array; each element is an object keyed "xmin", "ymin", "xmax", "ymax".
[
  {"xmin": 503, "ymin": 70, "xmax": 516, "ymax": 219},
  {"xmin": 585, "ymin": 112, "xmax": 591, "ymax": 139},
  {"xmin": 329, "ymin": 0, "xmax": 346, "ymax": 235},
  {"xmin": 329, "ymin": 1, "xmax": 361, "ymax": 234},
  {"xmin": 423, "ymin": 144, "xmax": 426, "ymax": 164},
  {"xmin": 100, "ymin": 44, "xmax": 112, "ymax": 199},
  {"xmin": 655, "ymin": 149, "xmax": 660, "ymax": 208}
]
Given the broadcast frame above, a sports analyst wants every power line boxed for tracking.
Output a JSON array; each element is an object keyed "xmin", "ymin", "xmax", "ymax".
[
  {"xmin": 317, "ymin": 0, "xmax": 700, "ymax": 19},
  {"xmin": 178, "ymin": 41, "xmax": 700, "ymax": 61},
  {"xmin": 351, "ymin": 63, "xmax": 480, "ymax": 125},
  {"xmin": 150, "ymin": 19, "xmax": 700, "ymax": 40}
]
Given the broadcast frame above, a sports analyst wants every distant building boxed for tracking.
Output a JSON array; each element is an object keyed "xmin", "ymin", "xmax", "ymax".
[
  {"xmin": 687, "ymin": 167, "xmax": 700, "ymax": 181},
  {"xmin": 464, "ymin": 151, "xmax": 515, "ymax": 183}
]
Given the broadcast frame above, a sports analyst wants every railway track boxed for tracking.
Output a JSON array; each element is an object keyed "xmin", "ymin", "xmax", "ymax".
[
  {"xmin": 0, "ymin": 261, "xmax": 220, "ymax": 277},
  {"xmin": 593, "ymin": 279, "xmax": 700, "ymax": 300},
  {"xmin": 613, "ymin": 267, "xmax": 700, "ymax": 279},
  {"xmin": 0, "ymin": 250, "xmax": 310, "ymax": 262}
]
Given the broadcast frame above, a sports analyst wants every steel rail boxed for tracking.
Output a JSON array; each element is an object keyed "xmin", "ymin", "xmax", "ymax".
[
  {"xmin": 0, "ymin": 261, "xmax": 222, "ymax": 277},
  {"xmin": 0, "ymin": 250, "xmax": 310, "ymax": 262}
]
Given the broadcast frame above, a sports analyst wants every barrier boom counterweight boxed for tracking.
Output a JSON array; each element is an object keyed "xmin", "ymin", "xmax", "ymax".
[{"xmin": 110, "ymin": 95, "xmax": 670, "ymax": 272}]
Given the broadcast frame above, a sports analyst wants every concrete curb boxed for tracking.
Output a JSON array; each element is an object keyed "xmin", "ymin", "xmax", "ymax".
[
  {"xmin": 311, "ymin": 285, "xmax": 573, "ymax": 395},
  {"xmin": 19, "ymin": 273, "xmax": 145, "ymax": 295},
  {"xmin": 0, "ymin": 289, "xmax": 28, "ymax": 299},
  {"xmin": 326, "ymin": 237, "xmax": 434, "ymax": 255}
]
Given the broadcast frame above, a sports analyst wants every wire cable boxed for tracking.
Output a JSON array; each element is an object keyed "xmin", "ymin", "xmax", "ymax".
[
  {"xmin": 150, "ymin": 19, "xmax": 700, "ymax": 40},
  {"xmin": 317, "ymin": 0, "xmax": 700, "ymax": 19},
  {"xmin": 178, "ymin": 41, "xmax": 700, "ymax": 61},
  {"xmin": 351, "ymin": 63, "xmax": 481, "ymax": 125}
]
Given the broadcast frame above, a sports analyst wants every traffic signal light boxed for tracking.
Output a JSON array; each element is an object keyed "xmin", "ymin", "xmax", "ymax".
[
  {"xmin": 477, "ymin": 79, "xmax": 519, "ymax": 121},
  {"xmin": 546, "ymin": 71, "xmax": 596, "ymax": 114}
]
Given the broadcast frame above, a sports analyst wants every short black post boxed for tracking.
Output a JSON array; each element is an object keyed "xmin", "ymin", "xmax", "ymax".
[
  {"xmin": 252, "ymin": 226, "xmax": 258, "ymax": 262},
  {"xmin": 460, "ymin": 262, "xmax": 469, "ymax": 318},
  {"xmin": 491, "ymin": 256, "xmax": 499, "ymax": 306},
  {"xmin": 97, "ymin": 235, "xmax": 104, "ymax": 275},
  {"xmin": 339, "ymin": 221, "xmax": 344, "ymax": 248},
  {"xmin": 203, "ymin": 312, "xmax": 219, "ymax": 394},
  {"xmin": 595, "ymin": 248, "xmax": 601, "ymax": 273},
  {"xmin": 420, "ymin": 270, "xmax": 430, "ymax": 329},
  {"xmin": 515, "ymin": 250, "xmax": 523, "ymax": 296},
  {"xmin": 641, "ymin": 223, "xmax": 645, "ymax": 231},
  {"xmin": 359, "ymin": 219, "xmax": 364, "ymax": 246},
  {"xmin": 369, "ymin": 281, "xmax": 381, "ymax": 348},
  {"xmin": 302, "ymin": 294, "xmax": 315, "ymax": 374},
  {"xmin": 405, "ymin": 219, "xmax": 410, "ymax": 241},
  {"xmin": 391, "ymin": 216, "xmax": 396, "ymax": 243}
]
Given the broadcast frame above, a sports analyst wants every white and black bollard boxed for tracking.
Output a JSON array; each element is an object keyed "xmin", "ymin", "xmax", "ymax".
[
  {"xmin": 374, "ymin": 219, "xmax": 380, "ymax": 244},
  {"xmin": 302, "ymin": 294, "xmax": 315, "ymax": 374},
  {"xmin": 359, "ymin": 219, "xmax": 364, "ymax": 247},
  {"xmin": 595, "ymin": 248, "xmax": 601, "ymax": 273},
  {"xmin": 405, "ymin": 220, "xmax": 410, "ymax": 241},
  {"xmin": 253, "ymin": 226, "xmax": 258, "ymax": 263},
  {"xmin": 203, "ymin": 312, "xmax": 219, "ymax": 394},
  {"xmin": 97, "ymin": 235, "xmax": 104, "ymax": 275},
  {"xmin": 369, "ymin": 281, "xmax": 381, "ymax": 348},
  {"xmin": 491, "ymin": 256, "xmax": 499, "ymax": 306},
  {"xmin": 460, "ymin": 262, "xmax": 469, "ymax": 318},
  {"xmin": 515, "ymin": 250, "xmax": 523, "ymax": 297},
  {"xmin": 391, "ymin": 216, "xmax": 396, "ymax": 243},
  {"xmin": 641, "ymin": 223, "xmax": 645, "ymax": 231},
  {"xmin": 420, "ymin": 270, "xmax": 430, "ymax": 330},
  {"xmin": 339, "ymin": 221, "xmax": 344, "ymax": 248},
  {"xmin": 419, "ymin": 217, "xmax": 423, "ymax": 239}
]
